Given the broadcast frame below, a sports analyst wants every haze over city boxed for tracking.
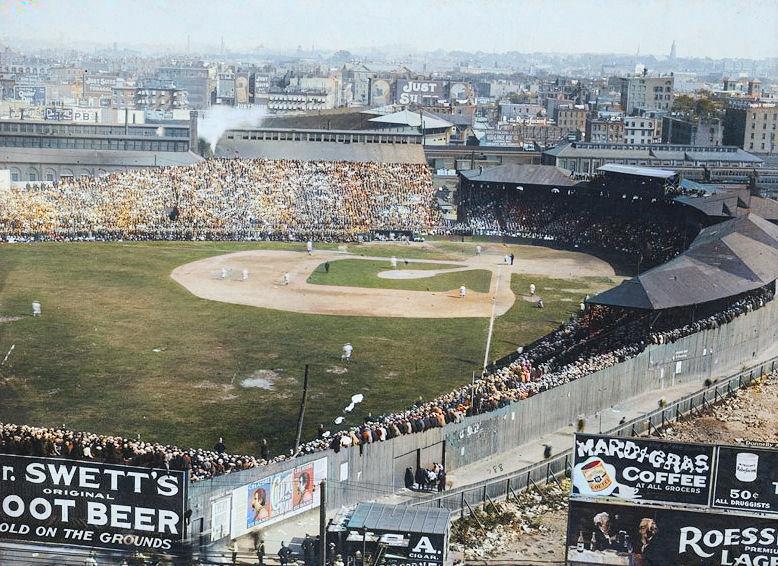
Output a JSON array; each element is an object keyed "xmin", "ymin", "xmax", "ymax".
[{"xmin": 2, "ymin": 0, "xmax": 777, "ymax": 59}]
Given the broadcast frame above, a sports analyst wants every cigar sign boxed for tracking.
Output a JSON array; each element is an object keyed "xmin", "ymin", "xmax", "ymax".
[
  {"xmin": 0, "ymin": 454, "xmax": 186, "ymax": 551},
  {"xmin": 572, "ymin": 434, "xmax": 714, "ymax": 506},
  {"xmin": 713, "ymin": 447, "xmax": 778, "ymax": 515}
]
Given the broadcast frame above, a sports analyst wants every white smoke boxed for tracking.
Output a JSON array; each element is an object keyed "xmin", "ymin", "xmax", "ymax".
[{"xmin": 198, "ymin": 105, "xmax": 268, "ymax": 153}]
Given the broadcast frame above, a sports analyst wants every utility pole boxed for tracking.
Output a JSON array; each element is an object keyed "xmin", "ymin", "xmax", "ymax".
[
  {"xmin": 294, "ymin": 364, "xmax": 310, "ymax": 453},
  {"xmin": 319, "ymin": 479, "xmax": 327, "ymax": 566}
]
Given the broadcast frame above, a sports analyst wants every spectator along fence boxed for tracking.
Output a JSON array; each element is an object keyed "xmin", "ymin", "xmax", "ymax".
[
  {"xmin": 189, "ymin": 298, "xmax": 778, "ymax": 546},
  {"xmin": 410, "ymin": 355, "xmax": 778, "ymax": 517}
]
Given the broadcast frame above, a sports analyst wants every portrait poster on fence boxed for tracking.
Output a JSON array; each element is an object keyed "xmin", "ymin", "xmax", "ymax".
[
  {"xmin": 713, "ymin": 445, "xmax": 778, "ymax": 515},
  {"xmin": 566, "ymin": 499, "xmax": 778, "ymax": 565},
  {"xmin": 572, "ymin": 434, "xmax": 714, "ymax": 506},
  {"xmin": 231, "ymin": 457, "xmax": 327, "ymax": 538}
]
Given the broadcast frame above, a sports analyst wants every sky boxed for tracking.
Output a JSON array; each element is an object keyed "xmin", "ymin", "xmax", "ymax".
[{"xmin": 1, "ymin": 0, "xmax": 776, "ymax": 59}]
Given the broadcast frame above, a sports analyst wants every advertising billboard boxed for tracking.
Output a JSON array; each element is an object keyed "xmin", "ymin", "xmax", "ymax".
[
  {"xmin": 572, "ymin": 434, "xmax": 714, "ymax": 506},
  {"xmin": 369, "ymin": 78, "xmax": 392, "ymax": 107},
  {"xmin": 713, "ymin": 446, "xmax": 778, "ymax": 515},
  {"xmin": 566, "ymin": 499, "xmax": 778, "ymax": 566},
  {"xmin": 448, "ymin": 82, "xmax": 472, "ymax": 103},
  {"xmin": 230, "ymin": 457, "xmax": 326, "ymax": 538},
  {"xmin": 44, "ymin": 108, "xmax": 101, "ymax": 122},
  {"xmin": 395, "ymin": 80, "xmax": 447, "ymax": 105},
  {"xmin": 0, "ymin": 454, "xmax": 187, "ymax": 551},
  {"xmin": 14, "ymin": 86, "xmax": 46, "ymax": 105},
  {"xmin": 376, "ymin": 532, "xmax": 446, "ymax": 566}
]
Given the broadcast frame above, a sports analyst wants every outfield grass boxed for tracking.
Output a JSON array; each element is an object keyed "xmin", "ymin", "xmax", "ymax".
[
  {"xmin": 489, "ymin": 273, "xmax": 614, "ymax": 360},
  {"xmin": 307, "ymin": 259, "xmax": 492, "ymax": 293},
  {"xmin": 0, "ymin": 241, "xmax": 612, "ymax": 457}
]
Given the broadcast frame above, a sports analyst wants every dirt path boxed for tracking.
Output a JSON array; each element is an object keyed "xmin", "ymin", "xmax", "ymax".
[{"xmin": 171, "ymin": 243, "xmax": 616, "ymax": 319}]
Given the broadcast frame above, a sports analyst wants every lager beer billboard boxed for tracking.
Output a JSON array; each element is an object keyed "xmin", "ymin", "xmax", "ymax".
[
  {"xmin": 0, "ymin": 454, "xmax": 186, "ymax": 551},
  {"xmin": 566, "ymin": 499, "xmax": 778, "ymax": 566},
  {"xmin": 572, "ymin": 434, "xmax": 714, "ymax": 506}
]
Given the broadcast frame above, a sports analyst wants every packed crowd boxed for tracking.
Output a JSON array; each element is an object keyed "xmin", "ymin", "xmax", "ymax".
[
  {"xmin": 454, "ymin": 188, "xmax": 699, "ymax": 267},
  {"xmin": 0, "ymin": 159, "xmax": 440, "ymax": 241},
  {"xmin": 1, "ymin": 282, "xmax": 772, "ymax": 481}
]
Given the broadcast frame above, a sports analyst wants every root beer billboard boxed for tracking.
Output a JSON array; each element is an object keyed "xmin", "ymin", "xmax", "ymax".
[
  {"xmin": 0, "ymin": 454, "xmax": 186, "ymax": 551},
  {"xmin": 572, "ymin": 434, "xmax": 714, "ymax": 506}
]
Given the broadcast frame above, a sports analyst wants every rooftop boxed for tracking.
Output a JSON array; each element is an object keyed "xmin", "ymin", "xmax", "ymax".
[
  {"xmin": 369, "ymin": 110, "xmax": 453, "ymax": 130},
  {"xmin": 0, "ymin": 147, "xmax": 202, "ymax": 167},
  {"xmin": 545, "ymin": 142, "xmax": 763, "ymax": 164},
  {"xmin": 589, "ymin": 214, "xmax": 778, "ymax": 310},
  {"xmin": 347, "ymin": 503, "xmax": 449, "ymax": 535},
  {"xmin": 598, "ymin": 164, "xmax": 677, "ymax": 179},
  {"xmin": 215, "ymin": 139, "xmax": 426, "ymax": 164},
  {"xmin": 461, "ymin": 163, "xmax": 580, "ymax": 187}
]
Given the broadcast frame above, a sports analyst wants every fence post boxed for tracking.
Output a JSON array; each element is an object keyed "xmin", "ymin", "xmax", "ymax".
[
  {"xmin": 505, "ymin": 478, "xmax": 511, "ymax": 502},
  {"xmin": 661, "ymin": 410, "xmax": 666, "ymax": 430},
  {"xmin": 482, "ymin": 485, "xmax": 487, "ymax": 506},
  {"xmin": 460, "ymin": 492, "xmax": 465, "ymax": 519}
]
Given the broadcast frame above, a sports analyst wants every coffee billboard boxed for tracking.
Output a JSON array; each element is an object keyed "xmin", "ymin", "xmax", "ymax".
[{"xmin": 572, "ymin": 434, "xmax": 714, "ymax": 506}]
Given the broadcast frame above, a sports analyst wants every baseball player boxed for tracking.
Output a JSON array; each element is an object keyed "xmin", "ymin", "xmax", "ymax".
[{"xmin": 341, "ymin": 343, "xmax": 353, "ymax": 362}]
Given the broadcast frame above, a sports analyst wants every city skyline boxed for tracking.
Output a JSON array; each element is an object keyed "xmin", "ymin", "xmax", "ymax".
[{"xmin": 1, "ymin": 0, "xmax": 776, "ymax": 60}]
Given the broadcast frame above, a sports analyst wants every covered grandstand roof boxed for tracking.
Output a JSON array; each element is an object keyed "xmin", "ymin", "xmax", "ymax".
[
  {"xmin": 589, "ymin": 214, "xmax": 778, "ymax": 310},
  {"xmin": 675, "ymin": 191, "xmax": 778, "ymax": 222},
  {"xmin": 598, "ymin": 164, "xmax": 677, "ymax": 179},
  {"xmin": 545, "ymin": 142, "xmax": 764, "ymax": 164},
  {"xmin": 261, "ymin": 111, "xmax": 376, "ymax": 130},
  {"xmin": 215, "ymin": 139, "xmax": 426, "ymax": 164},
  {"xmin": 0, "ymin": 147, "xmax": 202, "ymax": 167},
  {"xmin": 461, "ymin": 163, "xmax": 580, "ymax": 187}
]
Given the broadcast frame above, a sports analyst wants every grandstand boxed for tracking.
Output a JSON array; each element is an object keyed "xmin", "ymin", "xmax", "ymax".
[
  {"xmin": 0, "ymin": 158, "xmax": 439, "ymax": 241},
  {"xmin": 454, "ymin": 162, "xmax": 701, "ymax": 269},
  {"xmin": 215, "ymin": 127, "xmax": 426, "ymax": 164},
  {"xmin": 2, "ymin": 150, "xmax": 778, "ymax": 561}
]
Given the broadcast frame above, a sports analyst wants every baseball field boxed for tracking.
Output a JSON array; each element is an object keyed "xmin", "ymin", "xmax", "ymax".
[{"xmin": 0, "ymin": 239, "xmax": 618, "ymax": 456}]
